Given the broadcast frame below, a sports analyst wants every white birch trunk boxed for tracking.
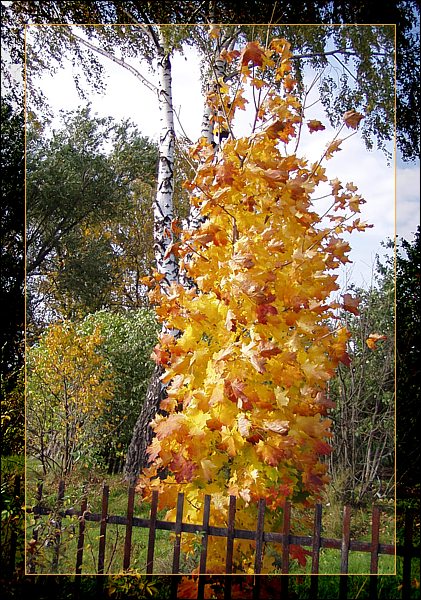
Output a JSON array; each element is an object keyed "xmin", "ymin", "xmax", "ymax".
[
  {"xmin": 125, "ymin": 28, "xmax": 177, "ymax": 479},
  {"xmin": 154, "ymin": 29, "xmax": 177, "ymax": 289}
]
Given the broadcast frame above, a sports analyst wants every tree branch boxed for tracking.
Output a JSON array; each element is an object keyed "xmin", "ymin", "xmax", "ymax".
[{"xmin": 69, "ymin": 28, "xmax": 159, "ymax": 95}]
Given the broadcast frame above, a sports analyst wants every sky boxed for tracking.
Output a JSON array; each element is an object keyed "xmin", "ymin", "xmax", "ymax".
[{"xmin": 32, "ymin": 38, "xmax": 420, "ymax": 290}]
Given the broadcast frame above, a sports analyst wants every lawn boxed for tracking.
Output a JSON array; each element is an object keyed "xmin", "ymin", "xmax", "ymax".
[{"xmin": 25, "ymin": 459, "xmax": 397, "ymax": 577}]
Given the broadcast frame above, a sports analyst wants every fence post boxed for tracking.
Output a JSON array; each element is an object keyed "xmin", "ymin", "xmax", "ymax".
[
  {"xmin": 224, "ymin": 496, "xmax": 237, "ymax": 600},
  {"xmin": 97, "ymin": 483, "xmax": 109, "ymax": 574},
  {"xmin": 171, "ymin": 493, "xmax": 184, "ymax": 600},
  {"xmin": 310, "ymin": 503, "xmax": 323, "ymax": 599},
  {"xmin": 339, "ymin": 505, "xmax": 351, "ymax": 599},
  {"xmin": 252, "ymin": 498, "xmax": 266, "ymax": 600},
  {"xmin": 123, "ymin": 484, "xmax": 135, "ymax": 571},
  {"xmin": 198, "ymin": 494, "xmax": 212, "ymax": 600},
  {"xmin": 369, "ymin": 505, "xmax": 381, "ymax": 599},
  {"xmin": 51, "ymin": 479, "xmax": 65, "ymax": 573},
  {"xmin": 401, "ymin": 508, "xmax": 415, "ymax": 600},
  {"xmin": 75, "ymin": 496, "xmax": 88, "ymax": 574},
  {"xmin": 146, "ymin": 490, "xmax": 158, "ymax": 574}
]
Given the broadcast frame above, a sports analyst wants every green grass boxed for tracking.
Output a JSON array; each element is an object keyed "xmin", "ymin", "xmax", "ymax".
[
  {"xmin": 25, "ymin": 460, "xmax": 397, "ymax": 576},
  {"xmin": 26, "ymin": 460, "xmax": 176, "ymax": 574}
]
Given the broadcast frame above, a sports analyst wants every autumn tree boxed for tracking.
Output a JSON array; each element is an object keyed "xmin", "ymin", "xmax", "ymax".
[
  {"xmin": 135, "ymin": 38, "xmax": 371, "ymax": 575},
  {"xmin": 26, "ymin": 321, "xmax": 114, "ymax": 476}
]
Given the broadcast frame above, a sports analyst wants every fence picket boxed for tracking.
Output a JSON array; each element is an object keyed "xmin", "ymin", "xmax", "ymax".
[
  {"xmin": 51, "ymin": 480, "xmax": 65, "ymax": 573},
  {"xmin": 146, "ymin": 490, "xmax": 158, "ymax": 574},
  {"xmin": 197, "ymin": 494, "xmax": 211, "ymax": 600},
  {"xmin": 97, "ymin": 483, "xmax": 109, "ymax": 574},
  {"xmin": 199, "ymin": 495, "xmax": 211, "ymax": 575},
  {"xmin": 75, "ymin": 496, "xmax": 88, "ymax": 574},
  {"xmin": 172, "ymin": 492, "xmax": 184, "ymax": 574},
  {"xmin": 339, "ymin": 505, "xmax": 351, "ymax": 599},
  {"xmin": 123, "ymin": 485, "xmax": 135, "ymax": 571},
  {"xmin": 254, "ymin": 497, "xmax": 266, "ymax": 574},
  {"xmin": 225, "ymin": 495, "xmax": 236, "ymax": 574},
  {"xmin": 310, "ymin": 503, "xmax": 323, "ymax": 598}
]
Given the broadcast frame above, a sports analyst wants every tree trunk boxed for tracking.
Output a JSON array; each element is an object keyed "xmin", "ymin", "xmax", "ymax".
[
  {"xmin": 124, "ymin": 364, "xmax": 164, "ymax": 480},
  {"xmin": 125, "ymin": 27, "xmax": 177, "ymax": 478}
]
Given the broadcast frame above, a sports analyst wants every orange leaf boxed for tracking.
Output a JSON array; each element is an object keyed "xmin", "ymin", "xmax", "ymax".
[
  {"xmin": 343, "ymin": 110, "xmax": 364, "ymax": 129},
  {"xmin": 290, "ymin": 544, "xmax": 312, "ymax": 567},
  {"xmin": 366, "ymin": 333, "xmax": 387, "ymax": 350},
  {"xmin": 239, "ymin": 41, "xmax": 267, "ymax": 67},
  {"xmin": 325, "ymin": 139, "xmax": 343, "ymax": 159},
  {"xmin": 262, "ymin": 419, "xmax": 289, "ymax": 435},
  {"xmin": 256, "ymin": 441, "xmax": 285, "ymax": 466},
  {"xmin": 256, "ymin": 304, "xmax": 278, "ymax": 324}
]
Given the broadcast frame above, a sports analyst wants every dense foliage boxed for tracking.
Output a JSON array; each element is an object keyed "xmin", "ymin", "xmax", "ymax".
[
  {"xmin": 137, "ymin": 38, "xmax": 372, "ymax": 575},
  {"xmin": 26, "ymin": 108, "xmax": 159, "ymax": 328}
]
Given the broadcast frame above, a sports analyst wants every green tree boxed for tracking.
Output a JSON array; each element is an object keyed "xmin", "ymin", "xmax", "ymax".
[
  {"xmin": 81, "ymin": 309, "xmax": 159, "ymax": 465},
  {"xmin": 26, "ymin": 320, "xmax": 114, "ymax": 476},
  {"xmin": 0, "ymin": 100, "xmax": 24, "ymax": 391},
  {"xmin": 328, "ymin": 262, "xmax": 395, "ymax": 505},
  {"xmin": 2, "ymin": 3, "xmax": 418, "ymax": 160},
  {"xmin": 26, "ymin": 107, "xmax": 159, "ymax": 326},
  {"xmin": 393, "ymin": 227, "xmax": 420, "ymax": 498}
]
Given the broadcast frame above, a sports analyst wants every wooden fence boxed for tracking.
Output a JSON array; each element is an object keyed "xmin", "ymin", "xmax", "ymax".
[{"xmin": 24, "ymin": 479, "xmax": 420, "ymax": 598}]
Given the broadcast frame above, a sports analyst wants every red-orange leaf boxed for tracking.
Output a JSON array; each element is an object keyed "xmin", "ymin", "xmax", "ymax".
[
  {"xmin": 307, "ymin": 119, "xmax": 325, "ymax": 133},
  {"xmin": 342, "ymin": 293, "xmax": 360, "ymax": 315},
  {"xmin": 239, "ymin": 41, "xmax": 267, "ymax": 67}
]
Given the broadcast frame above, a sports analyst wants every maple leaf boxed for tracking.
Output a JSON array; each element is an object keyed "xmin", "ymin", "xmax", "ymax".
[
  {"xmin": 225, "ymin": 379, "xmax": 253, "ymax": 410},
  {"xmin": 325, "ymin": 139, "xmax": 343, "ymax": 159},
  {"xmin": 241, "ymin": 341, "xmax": 267, "ymax": 373},
  {"xmin": 262, "ymin": 419, "xmax": 289, "ymax": 435},
  {"xmin": 290, "ymin": 544, "xmax": 312, "ymax": 567},
  {"xmin": 342, "ymin": 293, "xmax": 360, "ymax": 315},
  {"xmin": 255, "ymin": 440, "xmax": 285, "ymax": 466},
  {"xmin": 169, "ymin": 453, "xmax": 197, "ymax": 482},
  {"xmin": 153, "ymin": 413, "xmax": 187, "ymax": 440},
  {"xmin": 366, "ymin": 333, "xmax": 387, "ymax": 350},
  {"xmin": 343, "ymin": 110, "xmax": 364, "ymax": 129},
  {"xmin": 220, "ymin": 48, "xmax": 241, "ymax": 64},
  {"xmin": 266, "ymin": 120, "xmax": 296, "ymax": 141},
  {"xmin": 225, "ymin": 309, "xmax": 237, "ymax": 331},
  {"xmin": 215, "ymin": 162, "xmax": 236, "ymax": 186},
  {"xmin": 239, "ymin": 41, "xmax": 267, "ymax": 67},
  {"xmin": 237, "ymin": 413, "xmax": 252, "ymax": 438},
  {"xmin": 256, "ymin": 304, "xmax": 278, "ymax": 324},
  {"xmin": 307, "ymin": 119, "xmax": 325, "ymax": 133},
  {"xmin": 348, "ymin": 194, "xmax": 366, "ymax": 212},
  {"xmin": 284, "ymin": 73, "xmax": 296, "ymax": 92},
  {"xmin": 259, "ymin": 341, "xmax": 282, "ymax": 358}
]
